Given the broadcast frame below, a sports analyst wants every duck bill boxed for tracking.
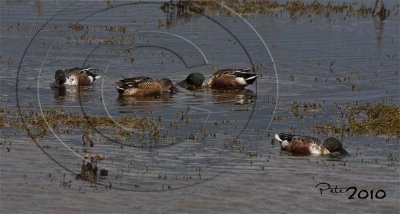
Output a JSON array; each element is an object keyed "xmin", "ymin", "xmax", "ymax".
[
  {"xmin": 51, "ymin": 81, "xmax": 60, "ymax": 88},
  {"xmin": 170, "ymin": 86, "xmax": 179, "ymax": 94},
  {"xmin": 340, "ymin": 149, "xmax": 350, "ymax": 157},
  {"xmin": 176, "ymin": 80, "xmax": 186, "ymax": 87}
]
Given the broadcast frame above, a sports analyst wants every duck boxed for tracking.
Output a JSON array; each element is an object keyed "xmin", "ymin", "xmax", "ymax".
[
  {"xmin": 52, "ymin": 67, "xmax": 102, "ymax": 87},
  {"xmin": 114, "ymin": 76, "xmax": 177, "ymax": 97},
  {"xmin": 274, "ymin": 133, "xmax": 349, "ymax": 156},
  {"xmin": 178, "ymin": 68, "xmax": 258, "ymax": 90},
  {"xmin": 177, "ymin": 72, "xmax": 205, "ymax": 90}
]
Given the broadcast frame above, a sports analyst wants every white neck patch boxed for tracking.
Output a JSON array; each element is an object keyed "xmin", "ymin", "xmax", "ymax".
[
  {"xmin": 65, "ymin": 76, "xmax": 78, "ymax": 85},
  {"xmin": 236, "ymin": 77, "xmax": 247, "ymax": 85}
]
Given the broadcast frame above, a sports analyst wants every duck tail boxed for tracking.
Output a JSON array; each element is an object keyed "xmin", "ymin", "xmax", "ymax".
[
  {"xmin": 93, "ymin": 74, "xmax": 102, "ymax": 80},
  {"xmin": 114, "ymin": 81, "xmax": 124, "ymax": 89},
  {"xmin": 275, "ymin": 133, "xmax": 293, "ymax": 142},
  {"xmin": 234, "ymin": 70, "xmax": 258, "ymax": 85},
  {"xmin": 114, "ymin": 81, "xmax": 127, "ymax": 94},
  {"xmin": 242, "ymin": 67, "xmax": 253, "ymax": 72},
  {"xmin": 243, "ymin": 73, "xmax": 258, "ymax": 85},
  {"xmin": 84, "ymin": 68, "xmax": 102, "ymax": 80},
  {"xmin": 274, "ymin": 133, "xmax": 283, "ymax": 142}
]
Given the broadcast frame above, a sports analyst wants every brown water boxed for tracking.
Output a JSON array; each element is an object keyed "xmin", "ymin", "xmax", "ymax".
[{"xmin": 1, "ymin": 0, "xmax": 399, "ymax": 213}]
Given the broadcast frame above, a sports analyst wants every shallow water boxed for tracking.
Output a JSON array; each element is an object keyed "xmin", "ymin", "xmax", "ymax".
[{"xmin": 1, "ymin": 0, "xmax": 399, "ymax": 213}]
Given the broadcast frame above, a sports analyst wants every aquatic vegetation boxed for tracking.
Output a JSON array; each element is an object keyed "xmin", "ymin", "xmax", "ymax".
[
  {"xmin": 290, "ymin": 102, "xmax": 323, "ymax": 117},
  {"xmin": 2, "ymin": 107, "xmax": 223, "ymax": 146},
  {"xmin": 161, "ymin": 0, "xmax": 396, "ymax": 20},
  {"xmin": 315, "ymin": 102, "xmax": 400, "ymax": 137},
  {"xmin": 6, "ymin": 109, "xmax": 157, "ymax": 140},
  {"xmin": 77, "ymin": 154, "xmax": 108, "ymax": 181},
  {"xmin": 287, "ymin": 102, "xmax": 399, "ymax": 137},
  {"xmin": 0, "ymin": 108, "xmax": 19, "ymax": 128},
  {"xmin": 0, "ymin": 113, "xmax": 9, "ymax": 127},
  {"xmin": 104, "ymin": 25, "xmax": 127, "ymax": 33},
  {"xmin": 69, "ymin": 23, "xmax": 85, "ymax": 31},
  {"xmin": 100, "ymin": 169, "xmax": 109, "ymax": 176},
  {"xmin": 345, "ymin": 102, "xmax": 400, "ymax": 136},
  {"xmin": 372, "ymin": 0, "xmax": 390, "ymax": 20},
  {"xmin": 82, "ymin": 132, "xmax": 94, "ymax": 147}
]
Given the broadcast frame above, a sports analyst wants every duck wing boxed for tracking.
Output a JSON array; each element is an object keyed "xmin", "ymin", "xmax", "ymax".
[
  {"xmin": 116, "ymin": 77, "xmax": 154, "ymax": 89},
  {"xmin": 215, "ymin": 68, "xmax": 258, "ymax": 85},
  {"xmin": 275, "ymin": 133, "xmax": 322, "ymax": 147},
  {"xmin": 62, "ymin": 67, "xmax": 85, "ymax": 75},
  {"xmin": 81, "ymin": 68, "xmax": 101, "ymax": 80}
]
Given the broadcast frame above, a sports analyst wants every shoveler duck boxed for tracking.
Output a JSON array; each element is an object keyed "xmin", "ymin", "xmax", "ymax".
[
  {"xmin": 115, "ymin": 77, "xmax": 177, "ymax": 97},
  {"xmin": 177, "ymin": 73, "xmax": 205, "ymax": 90},
  {"xmin": 52, "ymin": 67, "xmax": 102, "ymax": 87},
  {"xmin": 274, "ymin": 133, "xmax": 349, "ymax": 156},
  {"xmin": 178, "ymin": 68, "xmax": 258, "ymax": 90}
]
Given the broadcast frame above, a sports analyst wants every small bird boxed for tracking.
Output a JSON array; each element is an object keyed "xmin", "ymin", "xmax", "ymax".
[
  {"xmin": 115, "ymin": 76, "xmax": 177, "ymax": 97},
  {"xmin": 274, "ymin": 133, "xmax": 349, "ymax": 156},
  {"xmin": 178, "ymin": 68, "xmax": 258, "ymax": 90},
  {"xmin": 52, "ymin": 67, "xmax": 102, "ymax": 87}
]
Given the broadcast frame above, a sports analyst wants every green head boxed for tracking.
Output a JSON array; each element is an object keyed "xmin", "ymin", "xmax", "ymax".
[
  {"xmin": 185, "ymin": 73, "xmax": 205, "ymax": 87},
  {"xmin": 54, "ymin": 70, "xmax": 66, "ymax": 86},
  {"xmin": 323, "ymin": 137, "xmax": 348, "ymax": 155}
]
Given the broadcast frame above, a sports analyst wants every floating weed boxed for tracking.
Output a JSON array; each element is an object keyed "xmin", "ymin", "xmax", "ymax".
[
  {"xmin": 100, "ymin": 169, "xmax": 109, "ymax": 176},
  {"xmin": 248, "ymin": 151, "xmax": 258, "ymax": 157},
  {"xmin": 123, "ymin": 49, "xmax": 135, "ymax": 63},
  {"xmin": 78, "ymin": 154, "xmax": 108, "ymax": 181},
  {"xmin": 346, "ymin": 102, "xmax": 400, "ymax": 136},
  {"xmin": 69, "ymin": 23, "xmax": 85, "ymax": 31},
  {"xmin": 3, "ymin": 108, "xmax": 158, "ymax": 140},
  {"xmin": 388, "ymin": 153, "xmax": 397, "ymax": 162},
  {"xmin": 7, "ymin": 57, "xmax": 13, "ymax": 65},
  {"xmin": 290, "ymin": 102, "xmax": 323, "ymax": 117},
  {"xmin": 273, "ymin": 115, "xmax": 285, "ymax": 121},
  {"xmin": 104, "ymin": 25, "xmax": 127, "ymax": 33},
  {"xmin": 0, "ymin": 115, "xmax": 12, "ymax": 127},
  {"xmin": 161, "ymin": 0, "xmax": 396, "ymax": 20},
  {"xmin": 315, "ymin": 102, "xmax": 400, "ymax": 137}
]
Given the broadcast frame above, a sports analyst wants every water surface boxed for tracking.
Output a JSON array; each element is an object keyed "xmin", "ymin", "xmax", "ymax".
[{"xmin": 1, "ymin": 0, "xmax": 399, "ymax": 213}]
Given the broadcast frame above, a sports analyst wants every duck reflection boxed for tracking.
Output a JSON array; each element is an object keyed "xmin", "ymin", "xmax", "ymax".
[
  {"xmin": 210, "ymin": 89, "xmax": 256, "ymax": 105},
  {"xmin": 52, "ymin": 86, "xmax": 66, "ymax": 98},
  {"xmin": 52, "ymin": 86, "xmax": 92, "ymax": 103},
  {"xmin": 116, "ymin": 93, "xmax": 173, "ymax": 106},
  {"xmin": 159, "ymin": 0, "xmax": 204, "ymax": 29}
]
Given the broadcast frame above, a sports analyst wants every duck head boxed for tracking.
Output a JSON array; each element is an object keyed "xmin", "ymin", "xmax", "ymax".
[
  {"xmin": 158, "ymin": 78, "xmax": 178, "ymax": 94},
  {"xmin": 178, "ymin": 73, "xmax": 205, "ymax": 89},
  {"xmin": 323, "ymin": 137, "xmax": 349, "ymax": 156},
  {"xmin": 186, "ymin": 73, "xmax": 205, "ymax": 86},
  {"xmin": 53, "ymin": 70, "xmax": 66, "ymax": 87}
]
